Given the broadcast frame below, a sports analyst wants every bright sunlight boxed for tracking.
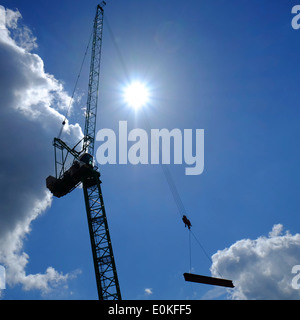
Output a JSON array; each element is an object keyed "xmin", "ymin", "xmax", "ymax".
[{"xmin": 124, "ymin": 81, "xmax": 149, "ymax": 110}]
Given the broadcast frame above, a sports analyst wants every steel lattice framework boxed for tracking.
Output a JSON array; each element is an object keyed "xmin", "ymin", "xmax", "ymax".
[
  {"xmin": 82, "ymin": 170, "xmax": 121, "ymax": 300},
  {"xmin": 82, "ymin": 2, "xmax": 121, "ymax": 300},
  {"xmin": 46, "ymin": 2, "xmax": 122, "ymax": 300},
  {"xmin": 84, "ymin": 3, "xmax": 104, "ymax": 157}
]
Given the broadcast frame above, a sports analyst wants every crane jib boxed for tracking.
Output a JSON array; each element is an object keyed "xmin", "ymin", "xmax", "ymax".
[{"xmin": 83, "ymin": 2, "xmax": 105, "ymax": 157}]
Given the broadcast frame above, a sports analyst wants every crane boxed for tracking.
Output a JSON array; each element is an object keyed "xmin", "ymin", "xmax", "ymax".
[{"xmin": 46, "ymin": 2, "xmax": 122, "ymax": 300}]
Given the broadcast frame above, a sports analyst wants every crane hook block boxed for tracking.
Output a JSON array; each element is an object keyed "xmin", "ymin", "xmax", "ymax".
[{"xmin": 182, "ymin": 215, "xmax": 192, "ymax": 229}]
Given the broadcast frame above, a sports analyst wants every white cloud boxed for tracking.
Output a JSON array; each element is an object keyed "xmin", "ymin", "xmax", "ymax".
[
  {"xmin": 0, "ymin": 6, "xmax": 83, "ymax": 296},
  {"xmin": 4, "ymin": 7, "xmax": 21, "ymax": 29},
  {"xmin": 210, "ymin": 224, "xmax": 300, "ymax": 300},
  {"xmin": 144, "ymin": 288, "xmax": 153, "ymax": 296},
  {"xmin": 0, "ymin": 6, "xmax": 37, "ymax": 51},
  {"xmin": 200, "ymin": 287, "xmax": 227, "ymax": 300}
]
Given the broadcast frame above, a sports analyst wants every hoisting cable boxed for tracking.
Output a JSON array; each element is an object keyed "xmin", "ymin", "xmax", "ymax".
[
  {"xmin": 104, "ymin": 15, "xmax": 130, "ymax": 82},
  {"xmin": 104, "ymin": 12, "xmax": 220, "ymax": 276},
  {"xmin": 190, "ymin": 230, "xmax": 213, "ymax": 267},
  {"xmin": 160, "ymin": 164, "xmax": 187, "ymax": 219},
  {"xmin": 141, "ymin": 109, "xmax": 215, "ymax": 269},
  {"xmin": 191, "ymin": 229, "xmax": 224, "ymax": 278},
  {"xmin": 57, "ymin": 28, "xmax": 94, "ymax": 139},
  {"xmin": 189, "ymin": 230, "xmax": 192, "ymax": 273},
  {"xmin": 104, "ymin": 15, "xmax": 189, "ymax": 220}
]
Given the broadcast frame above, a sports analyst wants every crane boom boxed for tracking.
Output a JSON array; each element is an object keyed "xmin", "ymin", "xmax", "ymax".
[{"xmin": 83, "ymin": 3, "xmax": 105, "ymax": 156}]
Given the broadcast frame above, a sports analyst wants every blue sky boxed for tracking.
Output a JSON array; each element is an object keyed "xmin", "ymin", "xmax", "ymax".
[{"xmin": 1, "ymin": 0, "xmax": 300, "ymax": 300}]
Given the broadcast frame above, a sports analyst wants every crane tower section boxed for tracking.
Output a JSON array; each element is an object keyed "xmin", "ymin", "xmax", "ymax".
[{"xmin": 82, "ymin": 3, "xmax": 121, "ymax": 300}]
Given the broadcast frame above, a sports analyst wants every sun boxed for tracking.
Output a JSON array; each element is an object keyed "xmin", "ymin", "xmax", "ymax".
[{"xmin": 124, "ymin": 82, "xmax": 149, "ymax": 110}]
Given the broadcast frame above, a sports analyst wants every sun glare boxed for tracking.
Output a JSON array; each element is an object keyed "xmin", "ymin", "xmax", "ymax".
[{"xmin": 124, "ymin": 82, "xmax": 149, "ymax": 110}]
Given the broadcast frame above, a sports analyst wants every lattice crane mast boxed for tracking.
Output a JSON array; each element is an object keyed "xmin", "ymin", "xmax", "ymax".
[{"xmin": 46, "ymin": 2, "xmax": 122, "ymax": 300}]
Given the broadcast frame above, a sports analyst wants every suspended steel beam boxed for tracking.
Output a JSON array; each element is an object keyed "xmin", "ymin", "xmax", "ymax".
[{"xmin": 183, "ymin": 273, "xmax": 234, "ymax": 288}]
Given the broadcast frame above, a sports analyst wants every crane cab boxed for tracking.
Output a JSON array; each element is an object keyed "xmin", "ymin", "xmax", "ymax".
[
  {"xmin": 46, "ymin": 153, "xmax": 96, "ymax": 198},
  {"xmin": 78, "ymin": 153, "xmax": 94, "ymax": 167}
]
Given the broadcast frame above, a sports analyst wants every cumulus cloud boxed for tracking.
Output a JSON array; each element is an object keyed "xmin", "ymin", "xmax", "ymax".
[
  {"xmin": 0, "ymin": 6, "xmax": 83, "ymax": 296},
  {"xmin": 210, "ymin": 224, "xmax": 300, "ymax": 300},
  {"xmin": 144, "ymin": 288, "xmax": 153, "ymax": 296}
]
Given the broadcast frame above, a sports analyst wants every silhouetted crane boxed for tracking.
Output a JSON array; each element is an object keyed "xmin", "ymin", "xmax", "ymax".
[{"xmin": 46, "ymin": 2, "xmax": 121, "ymax": 300}]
